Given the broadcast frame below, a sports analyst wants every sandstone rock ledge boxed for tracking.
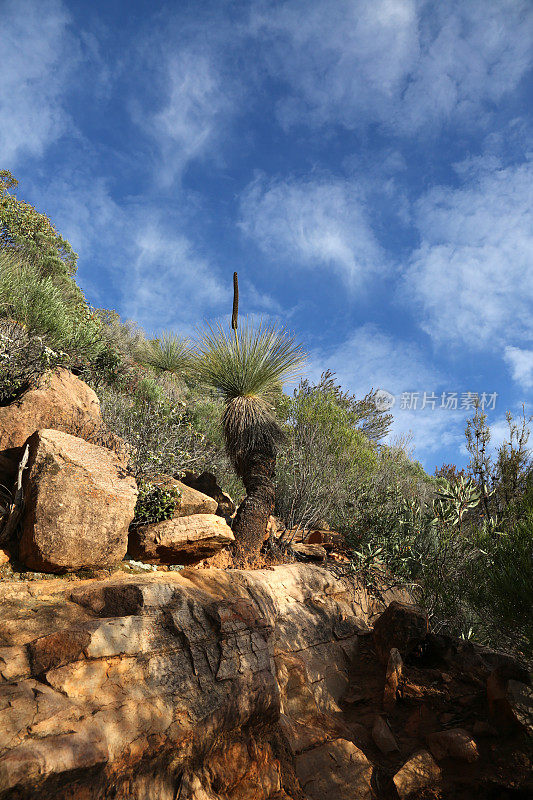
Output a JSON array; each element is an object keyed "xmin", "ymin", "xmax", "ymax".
[
  {"xmin": 0, "ymin": 565, "xmax": 530, "ymax": 800},
  {"xmin": 0, "ymin": 564, "xmax": 377, "ymax": 800}
]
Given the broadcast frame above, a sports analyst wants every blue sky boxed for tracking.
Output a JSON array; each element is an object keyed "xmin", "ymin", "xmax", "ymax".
[{"xmin": 2, "ymin": 0, "xmax": 532, "ymax": 471}]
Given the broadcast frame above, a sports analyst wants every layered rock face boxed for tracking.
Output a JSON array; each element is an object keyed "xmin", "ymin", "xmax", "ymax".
[
  {"xmin": 0, "ymin": 565, "xmax": 531, "ymax": 800},
  {"xmin": 0, "ymin": 565, "xmax": 381, "ymax": 799}
]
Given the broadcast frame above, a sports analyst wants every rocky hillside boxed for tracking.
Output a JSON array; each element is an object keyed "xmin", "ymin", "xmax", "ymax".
[
  {"xmin": 0, "ymin": 566, "xmax": 531, "ymax": 800},
  {"xmin": 0, "ymin": 369, "xmax": 531, "ymax": 799}
]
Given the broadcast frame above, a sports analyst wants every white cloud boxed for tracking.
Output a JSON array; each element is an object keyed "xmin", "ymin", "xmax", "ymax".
[
  {"xmin": 239, "ymin": 176, "xmax": 386, "ymax": 286},
  {"xmin": 146, "ymin": 49, "xmax": 235, "ymax": 185},
  {"xmin": 27, "ymin": 172, "xmax": 231, "ymax": 332},
  {"xmin": 251, "ymin": 0, "xmax": 532, "ymax": 134},
  {"xmin": 504, "ymin": 347, "xmax": 533, "ymax": 390},
  {"xmin": 0, "ymin": 0, "xmax": 77, "ymax": 166},
  {"xmin": 404, "ymin": 157, "xmax": 533, "ymax": 347}
]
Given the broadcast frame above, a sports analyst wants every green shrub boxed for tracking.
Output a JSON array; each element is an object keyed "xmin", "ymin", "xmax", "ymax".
[
  {"xmin": 0, "ymin": 319, "xmax": 60, "ymax": 404},
  {"xmin": 275, "ymin": 373, "xmax": 380, "ymax": 532},
  {"xmin": 98, "ymin": 385, "xmax": 210, "ymax": 480},
  {"xmin": 133, "ymin": 482, "xmax": 182, "ymax": 525},
  {"xmin": 1, "ymin": 170, "xmax": 77, "ymax": 277},
  {"xmin": 0, "ymin": 249, "xmax": 104, "ymax": 365},
  {"xmin": 467, "ymin": 511, "xmax": 533, "ymax": 659}
]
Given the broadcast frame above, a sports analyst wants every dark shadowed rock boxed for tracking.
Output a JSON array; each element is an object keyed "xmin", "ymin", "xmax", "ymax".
[{"xmin": 373, "ymin": 600, "xmax": 428, "ymax": 663}]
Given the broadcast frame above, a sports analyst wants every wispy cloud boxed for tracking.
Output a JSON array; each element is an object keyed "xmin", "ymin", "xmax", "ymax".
[
  {"xmin": 139, "ymin": 45, "xmax": 237, "ymax": 186},
  {"xmin": 251, "ymin": 0, "xmax": 532, "ymax": 134},
  {"xmin": 126, "ymin": 223, "xmax": 231, "ymax": 333},
  {"xmin": 239, "ymin": 175, "xmax": 386, "ymax": 286},
  {"xmin": 0, "ymin": 0, "xmax": 77, "ymax": 167},
  {"xmin": 404, "ymin": 156, "xmax": 533, "ymax": 347}
]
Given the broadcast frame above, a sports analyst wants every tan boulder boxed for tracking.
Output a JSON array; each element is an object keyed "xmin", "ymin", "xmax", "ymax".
[
  {"xmin": 150, "ymin": 476, "xmax": 218, "ymax": 516},
  {"xmin": 0, "ymin": 368, "xmax": 100, "ymax": 456},
  {"xmin": 19, "ymin": 429, "xmax": 137, "ymax": 573},
  {"xmin": 128, "ymin": 513, "xmax": 234, "ymax": 565},
  {"xmin": 180, "ymin": 470, "xmax": 236, "ymax": 518},
  {"xmin": 393, "ymin": 750, "xmax": 441, "ymax": 799}
]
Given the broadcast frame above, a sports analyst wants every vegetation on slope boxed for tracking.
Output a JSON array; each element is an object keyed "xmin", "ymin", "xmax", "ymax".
[{"xmin": 1, "ymin": 173, "xmax": 531, "ymax": 661}]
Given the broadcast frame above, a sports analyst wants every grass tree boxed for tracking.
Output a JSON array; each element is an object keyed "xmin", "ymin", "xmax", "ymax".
[
  {"xmin": 195, "ymin": 318, "xmax": 305, "ymax": 556},
  {"xmin": 140, "ymin": 332, "xmax": 191, "ymax": 376}
]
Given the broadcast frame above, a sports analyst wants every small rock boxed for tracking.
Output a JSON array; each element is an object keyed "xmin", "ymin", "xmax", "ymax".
[
  {"xmin": 180, "ymin": 471, "xmax": 236, "ymax": 518},
  {"xmin": 372, "ymin": 715, "xmax": 399, "ymax": 754},
  {"xmin": 427, "ymin": 728, "xmax": 479, "ymax": 762},
  {"xmin": 393, "ymin": 750, "xmax": 441, "ymax": 799},
  {"xmin": 383, "ymin": 647, "xmax": 403, "ymax": 711},
  {"xmin": 292, "ymin": 543, "xmax": 326, "ymax": 562},
  {"xmin": 0, "ymin": 548, "xmax": 10, "ymax": 567},
  {"xmin": 149, "ymin": 476, "xmax": 218, "ymax": 517}
]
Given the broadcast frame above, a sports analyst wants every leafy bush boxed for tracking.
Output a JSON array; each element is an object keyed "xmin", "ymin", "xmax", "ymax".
[
  {"xmin": 98, "ymin": 385, "xmax": 211, "ymax": 480},
  {"xmin": 0, "ymin": 319, "xmax": 59, "ymax": 404},
  {"xmin": 133, "ymin": 482, "xmax": 182, "ymax": 525},
  {"xmin": 275, "ymin": 373, "xmax": 380, "ymax": 532},
  {"xmin": 467, "ymin": 510, "xmax": 533, "ymax": 659},
  {"xmin": 1, "ymin": 170, "xmax": 77, "ymax": 277}
]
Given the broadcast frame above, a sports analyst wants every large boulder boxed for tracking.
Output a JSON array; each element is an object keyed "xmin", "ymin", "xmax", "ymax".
[
  {"xmin": 372, "ymin": 600, "xmax": 428, "ymax": 664},
  {"xmin": 128, "ymin": 514, "xmax": 234, "ymax": 565},
  {"xmin": 0, "ymin": 368, "xmax": 100, "ymax": 454},
  {"xmin": 19, "ymin": 429, "xmax": 137, "ymax": 573},
  {"xmin": 0, "ymin": 369, "xmax": 101, "ymax": 491}
]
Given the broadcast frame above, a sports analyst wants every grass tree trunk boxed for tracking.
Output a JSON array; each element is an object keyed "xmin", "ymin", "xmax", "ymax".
[{"xmin": 232, "ymin": 453, "xmax": 275, "ymax": 557}]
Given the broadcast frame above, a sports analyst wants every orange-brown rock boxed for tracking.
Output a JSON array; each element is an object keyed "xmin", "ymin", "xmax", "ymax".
[
  {"xmin": 19, "ymin": 429, "xmax": 137, "ymax": 573},
  {"xmin": 0, "ymin": 565, "xmax": 381, "ymax": 799},
  {"xmin": 150, "ymin": 476, "xmax": 218, "ymax": 516},
  {"xmin": 0, "ymin": 565, "xmax": 530, "ymax": 800},
  {"xmin": 0, "ymin": 368, "xmax": 100, "ymax": 458},
  {"xmin": 295, "ymin": 738, "xmax": 373, "ymax": 800},
  {"xmin": 383, "ymin": 646, "xmax": 403, "ymax": 711},
  {"xmin": 427, "ymin": 727, "xmax": 479, "ymax": 762},
  {"xmin": 128, "ymin": 513, "xmax": 234, "ymax": 565},
  {"xmin": 393, "ymin": 750, "xmax": 441, "ymax": 799},
  {"xmin": 371, "ymin": 715, "xmax": 399, "ymax": 754}
]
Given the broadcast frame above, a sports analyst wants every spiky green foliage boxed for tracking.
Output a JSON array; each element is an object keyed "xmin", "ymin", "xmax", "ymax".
[
  {"xmin": 194, "ymin": 319, "xmax": 305, "ymax": 473},
  {"xmin": 0, "ymin": 248, "xmax": 103, "ymax": 363},
  {"xmin": 141, "ymin": 332, "xmax": 191, "ymax": 376}
]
